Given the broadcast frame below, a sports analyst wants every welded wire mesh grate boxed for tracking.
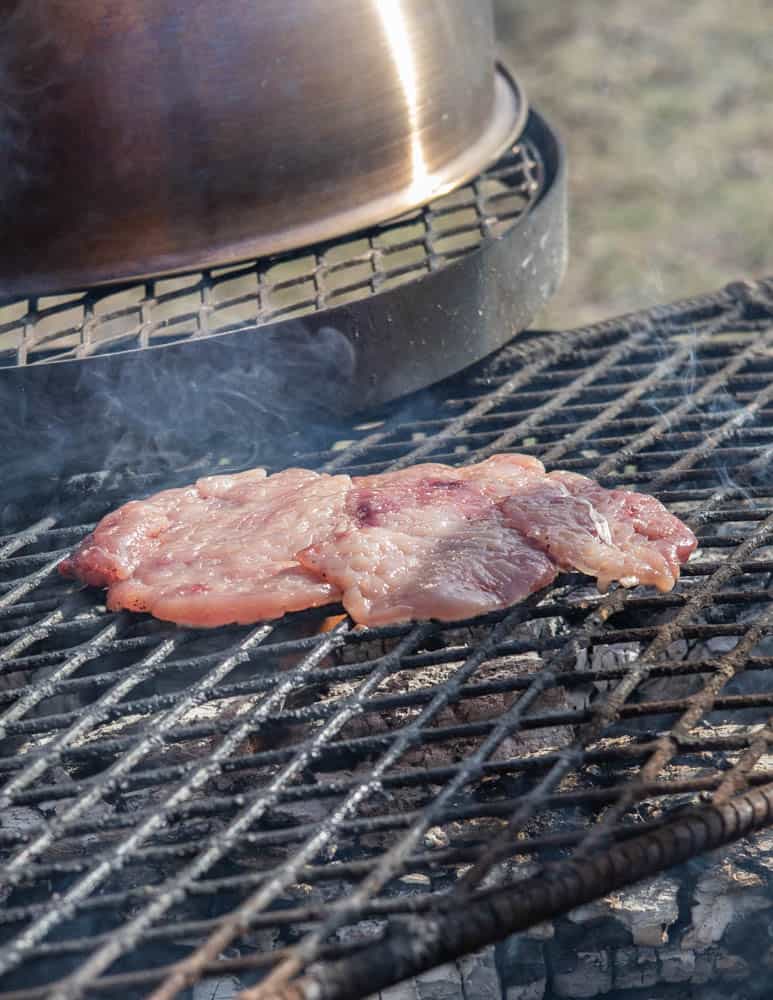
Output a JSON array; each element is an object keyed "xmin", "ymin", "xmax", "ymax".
[
  {"xmin": 0, "ymin": 142, "xmax": 542, "ymax": 368},
  {"xmin": 1, "ymin": 278, "xmax": 773, "ymax": 998}
]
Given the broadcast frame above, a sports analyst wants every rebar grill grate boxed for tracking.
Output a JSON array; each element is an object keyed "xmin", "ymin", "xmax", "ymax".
[
  {"xmin": 1, "ymin": 278, "xmax": 773, "ymax": 999},
  {"xmin": 0, "ymin": 143, "xmax": 542, "ymax": 368}
]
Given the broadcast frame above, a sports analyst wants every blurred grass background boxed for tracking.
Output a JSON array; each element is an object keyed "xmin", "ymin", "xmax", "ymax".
[{"xmin": 495, "ymin": 0, "xmax": 773, "ymax": 327}]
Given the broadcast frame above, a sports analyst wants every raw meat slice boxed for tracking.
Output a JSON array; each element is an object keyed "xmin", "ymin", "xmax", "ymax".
[
  {"xmin": 60, "ymin": 468, "xmax": 350, "ymax": 627},
  {"xmin": 60, "ymin": 455, "xmax": 697, "ymax": 628},
  {"xmin": 497, "ymin": 476, "xmax": 673, "ymax": 593},
  {"xmin": 457, "ymin": 453, "xmax": 547, "ymax": 499},
  {"xmin": 298, "ymin": 468, "xmax": 557, "ymax": 625},
  {"xmin": 541, "ymin": 471, "xmax": 696, "ymax": 591},
  {"xmin": 350, "ymin": 454, "xmax": 544, "ymax": 501},
  {"xmin": 548, "ymin": 472, "xmax": 697, "ymax": 580}
]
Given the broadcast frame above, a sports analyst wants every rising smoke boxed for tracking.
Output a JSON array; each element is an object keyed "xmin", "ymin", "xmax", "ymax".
[
  {"xmin": 1, "ymin": 320, "xmax": 360, "ymax": 530},
  {"xmin": 0, "ymin": 4, "xmax": 368, "ymax": 525}
]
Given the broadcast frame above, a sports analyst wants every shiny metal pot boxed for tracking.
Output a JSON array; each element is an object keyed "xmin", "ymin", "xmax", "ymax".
[{"xmin": 0, "ymin": 0, "xmax": 526, "ymax": 297}]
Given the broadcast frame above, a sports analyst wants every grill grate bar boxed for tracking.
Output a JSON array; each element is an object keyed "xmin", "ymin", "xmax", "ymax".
[
  {"xmin": 0, "ymin": 942, "xmax": 373, "ymax": 1000},
  {"xmin": 7, "ymin": 756, "xmax": 773, "ymax": 897},
  {"xmin": 45, "ymin": 626, "xmax": 432, "ymax": 998},
  {"xmin": 290, "ymin": 782, "xmax": 773, "ymax": 1000},
  {"xmin": 1, "ymin": 281, "xmax": 773, "ymax": 997},
  {"xmin": 3, "ymin": 745, "xmax": 771, "ymax": 904},
  {"xmin": 225, "ymin": 295, "xmax": 773, "ymax": 996},
  {"xmin": 4, "ymin": 762, "xmax": 768, "ymax": 928},
  {"xmin": 712, "ymin": 716, "xmax": 773, "ymax": 803},
  {"xmin": 0, "ymin": 634, "xmax": 182, "ymax": 812},
  {"xmin": 569, "ymin": 600, "xmax": 773, "ymax": 862},
  {"xmin": 140, "ymin": 610, "xmax": 564, "ymax": 1000},
  {"xmin": 10, "ymin": 766, "xmax": 773, "ymax": 966},
  {"xmin": 0, "ymin": 613, "xmax": 765, "ymax": 747},
  {"xmin": 0, "ymin": 620, "xmax": 352, "ymax": 975},
  {"xmin": 6, "ymin": 676, "xmax": 773, "ymax": 854},
  {"xmin": 298, "ymin": 432, "xmax": 773, "ymax": 474},
  {"xmin": 319, "ymin": 322, "xmax": 661, "ymax": 475},
  {"xmin": 0, "ymin": 556, "xmax": 68, "ymax": 609},
  {"xmin": 392, "ymin": 571, "xmax": 772, "ymax": 900},
  {"xmin": 0, "ymin": 592, "xmax": 766, "ymax": 740},
  {"xmin": 461, "ymin": 367, "xmax": 773, "ymax": 398},
  {"xmin": 0, "ymin": 617, "xmax": 120, "ymax": 706},
  {"xmin": 0, "ymin": 518, "xmax": 59, "ymax": 559},
  {"xmin": 0, "ymin": 650, "xmax": 769, "ymax": 815},
  {"xmin": 164, "ymin": 541, "xmax": 771, "ymax": 991},
  {"xmin": 444, "ymin": 504, "xmax": 773, "ymax": 892},
  {"xmin": 468, "ymin": 325, "xmax": 767, "ymax": 473},
  {"xmin": 355, "ymin": 408, "xmax": 773, "ymax": 436}
]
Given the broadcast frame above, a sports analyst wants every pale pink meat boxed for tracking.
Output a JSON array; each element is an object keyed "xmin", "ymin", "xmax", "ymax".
[
  {"xmin": 60, "ymin": 455, "xmax": 697, "ymax": 628},
  {"xmin": 457, "ymin": 453, "xmax": 547, "ymax": 499},
  {"xmin": 298, "ymin": 465, "xmax": 557, "ymax": 626},
  {"xmin": 543, "ymin": 471, "xmax": 698, "ymax": 591},
  {"xmin": 60, "ymin": 468, "xmax": 350, "ymax": 627},
  {"xmin": 499, "ymin": 471, "xmax": 692, "ymax": 593}
]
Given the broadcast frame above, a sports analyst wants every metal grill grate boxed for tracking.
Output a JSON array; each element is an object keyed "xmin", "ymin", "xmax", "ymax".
[
  {"xmin": 0, "ymin": 144, "xmax": 541, "ymax": 368},
  {"xmin": 1, "ymin": 278, "xmax": 773, "ymax": 999}
]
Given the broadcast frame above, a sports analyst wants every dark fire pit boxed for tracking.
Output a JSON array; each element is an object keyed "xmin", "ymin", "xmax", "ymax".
[{"xmin": 1, "ymin": 277, "xmax": 773, "ymax": 999}]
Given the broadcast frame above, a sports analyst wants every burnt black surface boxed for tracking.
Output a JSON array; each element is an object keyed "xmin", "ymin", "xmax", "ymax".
[{"xmin": 0, "ymin": 279, "xmax": 772, "ymax": 998}]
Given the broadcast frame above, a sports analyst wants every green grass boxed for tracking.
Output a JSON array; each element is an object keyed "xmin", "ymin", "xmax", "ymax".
[{"xmin": 495, "ymin": 0, "xmax": 773, "ymax": 328}]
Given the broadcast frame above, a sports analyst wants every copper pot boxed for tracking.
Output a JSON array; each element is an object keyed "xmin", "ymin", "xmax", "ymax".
[{"xmin": 0, "ymin": 0, "xmax": 526, "ymax": 297}]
